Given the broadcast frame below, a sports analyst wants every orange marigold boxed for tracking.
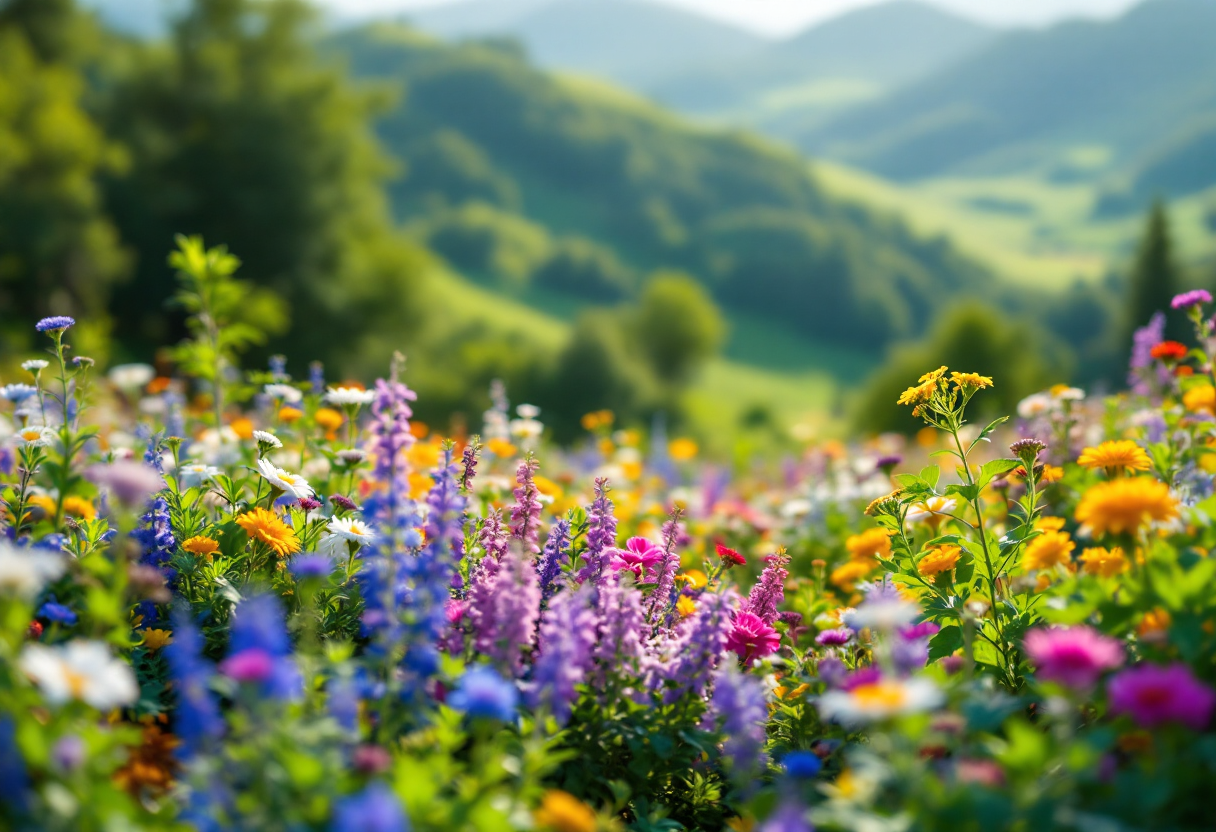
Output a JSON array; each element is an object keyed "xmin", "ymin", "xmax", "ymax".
[
  {"xmin": 181, "ymin": 536, "xmax": 220, "ymax": 561},
  {"xmin": 918, "ymin": 544, "xmax": 961, "ymax": 577},
  {"xmin": 845, "ymin": 527, "xmax": 893, "ymax": 560},
  {"xmin": 1077, "ymin": 440, "xmax": 1152, "ymax": 473},
  {"xmin": 1079, "ymin": 546, "xmax": 1129, "ymax": 578},
  {"xmin": 236, "ymin": 508, "xmax": 300, "ymax": 557},
  {"xmin": 1023, "ymin": 530, "xmax": 1075, "ymax": 571},
  {"xmin": 1075, "ymin": 477, "xmax": 1179, "ymax": 536},
  {"xmin": 830, "ymin": 560, "xmax": 874, "ymax": 590}
]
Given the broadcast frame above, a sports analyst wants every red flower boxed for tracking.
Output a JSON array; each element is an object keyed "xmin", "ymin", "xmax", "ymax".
[
  {"xmin": 725, "ymin": 611, "xmax": 780, "ymax": 661},
  {"xmin": 27, "ymin": 620, "xmax": 43, "ymax": 639},
  {"xmin": 715, "ymin": 541, "xmax": 746, "ymax": 567},
  {"xmin": 1150, "ymin": 341, "xmax": 1188, "ymax": 361}
]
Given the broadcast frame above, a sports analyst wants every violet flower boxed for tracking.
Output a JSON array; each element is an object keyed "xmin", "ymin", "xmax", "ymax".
[
  {"xmin": 740, "ymin": 552, "xmax": 790, "ymax": 625},
  {"xmin": 537, "ymin": 519, "xmax": 572, "ymax": 602},
  {"xmin": 576, "ymin": 478, "xmax": 617, "ymax": 586},
  {"xmin": 527, "ymin": 586, "xmax": 597, "ymax": 723},
  {"xmin": 705, "ymin": 660, "xmax": 769, "ymax": 780},
  {"xmin": 1171, "ymin": 289, "xmax": 1212, "ymax": 309},
  {"xmin": 590, "ymin": 581, "xmax": 647, "ymax": 686},
  {"xmin": 509, "ymin": 457, "xmax": 542, "ymax": 554},
  {"xmin": 1024, "ymin": 625, "xmax": 1124, "ymax": 689},
  {"xmin": 469, "ymin": 546, "xmax": 540, "ymax": 677},
  {"xmin": 648, "ymin": 510, "xmax": 684, "ymax": 624},
  {"xmin": 1107, "ymin": 663, "xmax": 1216, "ymax": 729}
]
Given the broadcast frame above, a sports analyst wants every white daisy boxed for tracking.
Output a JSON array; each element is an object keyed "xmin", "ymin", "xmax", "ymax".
[
  {"xmin": 1, "ymin": 384, "xmax": 38, "ymax": 403},
  {"xmin": 844, "ymin": 599, "xmax": 921, "ymax": 632},
  {"xmin": 256, "ymin": 458, "xmax": 314, "ymax": 499},
  {"xmin": 1017, "ymin": 393, "xmax": 1052, "ymax": 419},
  {"xmin": 178, "ymin": 461, "xmax": 221, "ymax": 488},
  {"xmin": 509, "ymin": 417, "xmax": 544, "ymax": 442},
  {"xmin": 252, "ymin": 430, "xmax": 283, "ymax": 449},
  {"xmin": 12, "ymin": 426, "xmax": 56, "ymax": 448},
  {"xmin": 905, "ymin": 496, "xmax": 957, "ymax": 524},
  {"xmin": 21, "ymin": 359, "xmax": 49, "ymax": 373},
  {"xmin": 108, "ymin": 364, "xmax": 155, "ymax": 389},
  {"xmin": 0, "ymin": 543, "xmax": 66, "ymax": 598},
  {"xmin": 264, "ymin": 383, "xmax": 303, "ymax": 403},
  {"xmin": 516, "ymin": 403, "xmax": 540, "ymax": 419},
  {"xmin": 325, "ymin": 387, "xmax": 375, "ymax": 406},
  {"xmin": 19, "ymin": 641, "xmax": 138, "ymax": 711},
  {"xmin": 319, "ymin": 516, "xmax": 376, "ymax": 556},
  {"xmin": 817, "ymin": 677, "xmax": 942, "ymax": 725}
]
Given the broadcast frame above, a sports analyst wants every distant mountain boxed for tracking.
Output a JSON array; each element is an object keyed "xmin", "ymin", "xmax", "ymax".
[
  {"xmin": 406, "ymin": 0, "xmax": 765, "ymax": 87},
  {"xmin": 328, "ymin": 24, "xmax": 996, "ymax": 354},
  {"xmin": 799, "ymin": 0, "xmax": 1216, "ymax": 180},
  {"xmin": 649, "ymin": 2, "xmax": 995, "ymax": 117}
]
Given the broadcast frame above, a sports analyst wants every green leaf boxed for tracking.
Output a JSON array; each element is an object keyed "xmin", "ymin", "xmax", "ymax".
[
  {"xmin": 928, "ymin": 625, "xmax": 963, "ymax": 661},
  {"xmin": 919, "ymin": 465, "xmax": 941, "ymax": 489},
  {"xmin": 971, "ymin": 416, "xmax": 1011, "ymax": 449},
  {"xmin": 976, "ymin": 458, "xmax": 1021, "ymax": 489}
]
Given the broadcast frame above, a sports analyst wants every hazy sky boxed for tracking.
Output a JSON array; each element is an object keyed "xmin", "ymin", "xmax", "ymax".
[{"xmin": 328, "ymin": 0, "xmax": 1146, "ymax": 35}]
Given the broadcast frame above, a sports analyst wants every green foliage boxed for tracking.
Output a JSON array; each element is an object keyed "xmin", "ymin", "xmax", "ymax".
[
  {"xmin": 1125, "ymin": 200, "xmax": 1184, "ymax": 345},
  {"xmin": 0, "ymin": 7, "xmax": 127, "ymax": 356},
  {"xmin": 101, "ymin": 0, "xmax": 428, "ymax": 372},
  {"xmin": 631, "ymin": 272, "xmax": 724, "ymax": 385},
  {"xmin": 854, "ymin": 302, "xmax": 1070, "ymax": 434}
]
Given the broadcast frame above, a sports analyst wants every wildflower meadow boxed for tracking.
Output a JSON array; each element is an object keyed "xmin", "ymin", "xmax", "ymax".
[{"xmin": 4, "ymin": 237, "xmax": 1216, "ymax": 832}]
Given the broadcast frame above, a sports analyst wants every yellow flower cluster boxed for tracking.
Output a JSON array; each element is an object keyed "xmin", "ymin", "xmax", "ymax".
[{"xmin": 917, "ymin": 544, "xmax": 961, "ymax": 577}]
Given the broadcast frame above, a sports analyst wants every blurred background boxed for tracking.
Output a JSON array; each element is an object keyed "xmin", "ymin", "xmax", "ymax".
[{"xmin": 2, "ymin": 0, "xmax": 1213, "ymax": 449}]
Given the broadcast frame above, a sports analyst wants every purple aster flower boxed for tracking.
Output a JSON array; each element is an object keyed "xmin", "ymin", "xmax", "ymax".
[
  {"xmin": 509, "ymin": 457, "xmax": 542, "ymax": 554},
  {"xmin": 705, "ymin": 660, "xmax": 769, "ymax": 780},
  {"xmin": 527, "ymin": 586, "xmax": 596, "ymax": 723},
  {"xmin": 448, "ymin": 666, "xmax": 518, "ymax": 721},
  {"xmin": 330, "ymin": 494, "xmax": 358, "ymax": 513},
  {"xmin": 816, "ymin": 656, "xmax": 848, "ymax": 688},
  {"xmin": 740, "ymin": 551, "xmax": 790, "ymax": 625},
  {"xmin": 815, "ymin": 627, "xmax": 854, "ymax": 647},
  {"xmin": 841, "ymin": 666, "xmax": 883, "ymax": 691},
  {"xmin": 1107, "ymin": 663, "xmax": 1216, "ymax": 729},
  {"xmin": 875, "ymin": 454, "xmax": 902, "ymax": 472},
  {"xmin": 576, "ymin": 478, "xmax": 617, "ymax": 586},
  {"xmin": 1172, "ymin": 289, "xmax": 1212, "ymax": 310},
  {"xmin": 331, "ymin": 783, "xmax": 410, "ymax": 832},
  {"xmin": 899, "ymin": 622, "xmax": 941, "ymax": 641},
  {"xmin": 36, "ymin": 316, "xmax": 75, "ymax": 332},
  {"xmin": 297, "ymin": 496, "xmax": 322, "ymax": 512},
  {"xmin": 219, "ymin": 649, "xmax": 276, "ymax": 683}
]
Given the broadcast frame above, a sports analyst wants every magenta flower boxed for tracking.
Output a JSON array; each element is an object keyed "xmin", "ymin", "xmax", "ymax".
[
  {"xmin": 609, "ymin": 537, "xmax": 663, "ymax": 581},
  {"xmin": 1024, "ymin": 626, "xmax": 1124, "ymax": 689},
  {"xmin": 815, "ymin": 627, "xmax": 854, "ymax": 647},
  {"xmin": 1171, "ymin": 289, "xmax": 1213, "ymax": 310},
  {"xmin": 218, "ymin": 648, "xmax": 275, "ymax": 684},
  {"xmin": 726, "ymin": 611, "xmax": 780, "ymax": 662},
  {"xmin": 1107, "ymin": 663, "xmax": 1216, "ymax": 730}
]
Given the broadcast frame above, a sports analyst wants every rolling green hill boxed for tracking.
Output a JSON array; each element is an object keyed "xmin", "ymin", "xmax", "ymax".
[
  {"xmin": 329, "ymin": 23, "xmax": 995, "ymax": 362},
  {"xmin": 799, "ymin": 0, "xmax": 1216, "ymax": 183}
]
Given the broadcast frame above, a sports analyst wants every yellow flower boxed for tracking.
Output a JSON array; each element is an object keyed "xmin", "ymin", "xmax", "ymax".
[
  {"xmin": 1077, "ymin": 440, "xmax": 1152, "ymax": 473},
  {"xmin": 1075, "ymin": 477, "xmax": 1179, "ymax": 536},
  {"xmin": 140, "ymin": 629, "xmax": 173, "ymax": 651},
  {"xmin": 949, "ymin": 372, "xmax": 993, "ymax": 390},
  {"xmin": 229, "ymin": 417, "xmax": 254, "ymax": 441},
  {"xmin": 864, "ymin": 490, "xmax": 902, "ymax": 517},
  {"xmin": 1079, "ymin": 546, "xmax": 1129, "ymax": 578},
  {"xmin": 407, "ymin": 440, "xmax": 442, "ymax": 471},
  {"xmin": 1183, "ymin": 385, "xmax": 1216, "ymax": 415},
  {"xmin": 679, "ymin": 568, "xmax": 708, "ymax": 589},
  {"xmin": 918, "ymin": 544, "xmax": 961, "ymax": 577},
  {"xmin": 182, "ymin": 536, "xmax": 220, "ymax": 561},
  {"xmin": 26, "ymin": 494, "xmax": 57, "ymax": 517},
  {"xmin": 485, "ymin": 438, "xmax": 517, "ymax": 458},
  {"xmin": 278, "ymin": 406, "xmax": 303, "ymax": 423},
  {"xmin": 1039, "ymin": 465, "xmax": 1064, "ymax": 484},
  {"xmin": 236, "ymin": 508, "xmax": 300, "ymax": 558},
  {"xmin": 919, "ymin": 366, "xmax": 948, "ymax": 383},
  {"xmin": 676, "ymin": 596, "xmax": 697, "ymax": 617},
  {"xmin": 830, "ymin": 560, "xmax": 874, "ymax": 590},
  {"xmin": 669, "ymin": 438, "xmax": 698, "ymax": 461},
  {"xmin": 897, "ymin": 380, "xmax": 937, "ymax": 407},
  {"xmin": 61, "ymin": 496, "xmax": 97, "ymax": 520},
  {"xmin": 408, "ymin": 472, "xmax": 434, "ymax": 500},
  {"xmin": 1036, "ymin": 516, "xmax": 1066, "ymax": 532},
  {"xmin": 314, "ymin": 407, "xmax": 345, "ymax": 438},
  {"xmin": 534, "ymin": 790, "xmax": 596, "ymax": 832},
  {"xmin": 535, "ymin": 475, "xmax": 564, "ymax": 502},
  {"xmin": 1023, "ymin": 530, "xmax": 1075, "ymax": 571},
  {"xmin": 845, "ymin": 527, "xmax": 893, "ymax": 560},
  {"xmin": 1138, "ymin": 607, "xmax": 1171, "ymax": 638}
]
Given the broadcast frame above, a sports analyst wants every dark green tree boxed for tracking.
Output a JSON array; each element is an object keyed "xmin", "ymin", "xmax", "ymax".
[
  {"xmin": 632, "ymin": 271, "xmax": 724, "ymax": 386},
  {"xmin": 0, "ymin": 1, "xmax": 128, "ymax": 358},
  {"xmin": 102, "ymin": 0, "xmax": 427, "ymax": 372},
  {"xmin": 1126, "ymin": 199, "xmax": 1183, "ymax": 345}
]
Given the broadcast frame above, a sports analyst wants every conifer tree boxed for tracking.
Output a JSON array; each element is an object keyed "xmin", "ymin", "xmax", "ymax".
[{"xmin": 1126, "ymin": 200, "xmax": 1182, "ymax": 345}]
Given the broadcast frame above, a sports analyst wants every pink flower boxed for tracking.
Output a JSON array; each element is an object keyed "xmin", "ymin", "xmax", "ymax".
[
  {"xmin": 726, "ymin": 611, "xmax": 781, "ymax": 661},
  {"xmin": 1107, "ymin": 663, "xmax": 1216, "ymax": 730},
  {"xmin": 608, "ymin": 537, "xmax": 663, "ymax": 582},
  {"xmin": 445, "ymin": 599, "xmax": 466, "ymax": 624},
  {"xmin": 219, "ymin": 648, "xmax": 274, "ymax": 683},
  {"xmin": 1024, "ymin": 626, "xmax": 1124, "ymax": 689}
]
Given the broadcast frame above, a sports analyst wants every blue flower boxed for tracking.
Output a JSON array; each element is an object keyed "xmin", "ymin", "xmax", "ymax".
[
  {"xmin": 782, "ymin": 751, "xmax": 822, "ymax": 779},
  {"xmin": 448, "ymin": 666, "xmax": 518, "ymax": 722},
  {"xmin": 38, "ymin": 596, "xmax": 77, "ymax": 626},
  {"xmin": 35, "ymin": 316, "xmax": 75, "ymax": 333},
  {"xmin": 331, "ymin": 783, "xmax": 410, "ymax": 832},
  {"xmin": 0, "ymin": 384, "xmax": 37, "ymax": 403},
  {"xmin": 227, "ymin": 595, "xmax": 302, "ymax": 701},
  {"xmin": 290, "ymin": 554, "xmax": 334, "ymax": 579}
]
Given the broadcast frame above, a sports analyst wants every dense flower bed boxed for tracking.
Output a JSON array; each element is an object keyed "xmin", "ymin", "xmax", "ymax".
[{"xmin": 3, "ymin": 245, "xmax": 1216, "ymax": 831}]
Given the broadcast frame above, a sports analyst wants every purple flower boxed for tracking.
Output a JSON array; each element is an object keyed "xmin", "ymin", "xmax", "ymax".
[
  {"xmin": 331, "ymin": 783, "xmax": 410, "ymax": 832},
  {"xmin": 219, "ymin": 649, "xmax": 275, "ymax": 683},
  {"xmin": 1171, "ymin": 289, "xmax": 1212, "ymax": 309},
  {"xmin": 165, "ymin": 611, "xmax": 223, "ymax": 755},
  {"xmin": 576, "ymin": 478, "xmax": 617, "ymax": 586},
  {"xmin": 648, "ymin": 512, "xmax": 684, "ymax": 624},
  {"xmin": 1024, "ymin": 626, "xmax": 1124, "ymax": 689},
  {"xmin": 87, "ymin": 460, "xmax": 164, "ymax": 506},
  {"xmin": 448, "ymin": 666, "xmax": 518, "ymax": 721},
  {"xmin": 330, "ymin": 494, "xmax": 358, "ymax": 513},
  {"xmin": 816, "ymin": 656, "xmax": 848, "ymax": 688},
  {"xmin": 726, "ymin": 611, "xmax": 781, "ymax": 661},
  {"xmin": 608, "ymin": 536, "xmax": 663, "ymax": 581},
  {"xmin": 297, "ymin": 496, "xmax": 322, "ymax": 512},
  {"xmin": 537, "ymin": 519, "xmax": 571, "ymax": 601},
  {"xmin": 468, "ymin": 546, "xmax": 540, "ymax": 676},
  {"xmin": 815, "ymin": 627, "xmax": 854, "ymax": 647},
  {"xmin": 51, "ymin": 736, "xmax": 85, "ymax": 772},
  {"xmin": 706, "ymin": 661, "xmax": 769, "ymax": 780},
  {"xmin": 290, "ymin": 554, "xmax": 334, "ymax": 579},
  {"xmin": 875, "ymin": 454, "xmax": 902, "ymax": 470},
  {"xmin": 479, "ymin": 509, "xmax": 508, "ymax": 564},
  {"xmin": 459, "ymin": 440, "xmax": 480, "ymax": 492},
  {"xmin": 509, "ymin": 458, "xmax": 542, "ymax": 554},
  {"xmin": 653, "ymin": 590, "xmax": 734, "ymax": 702},
  {"xmin": 527, "ymin": 586, "xmax": 596, "ymax": 723},
  {"xmin": 36, "ymin": 316, "xmax": 75, "ymax": 332},
  {"xmin": 899, "ymin": 622, "xmax": 941, "ymax": 641},
  {"xmin": 758, "ymin": 800, "xmax": 813, "ymax": 832},
  {"xmin": 591, "ymin": 581, "xmax": 646, "ymax": 685},
  {"xmin": 1107, "ymin": 663, "xmax": 1216, "ymax": 730},
  {"xmin": 226, "ymin": 594, "xmax": 301, "ymax": 700},
  {"xmin": 740, "ymin": 552, "xmax": 790, "ymax": 625},
  {"xmin": 1128, "ymin": 311, "xmax": 1169, "ymax": 396}
]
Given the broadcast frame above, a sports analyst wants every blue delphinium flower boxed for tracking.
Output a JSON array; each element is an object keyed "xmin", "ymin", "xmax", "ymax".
[
  {"xmin": 38, "ymin": 596, "xmax": 77, "ymax": 626},
  {"xmin": 448, "ymin": 666, "xmax": 518, "ymax": 722},
  {"xmin": 35, "ymin": 316, "xmax": 75, "ymax": 332},
  {"xmin": 165, "ymin": 611, "xmax": 224, "ymax": 757},
  {"xmin": 221, "ymin": 594, "xmax": 302, "ymax": 701},
  {"xmin": 331, "ymin": 783, "xmax": 410, "ymax": 832},
  {"xmin": 782, "ymin": 751, "xmax": 822, "ymax": 779},
  {"xmin": 290, "ymin": 554, "xmax": 335, "ymax": 580},
  {"xmin": 0, "ymin": 716, "xmax": 29, "ymax": 810}
]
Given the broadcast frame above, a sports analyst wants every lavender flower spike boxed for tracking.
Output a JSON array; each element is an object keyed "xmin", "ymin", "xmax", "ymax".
[
  {"xmin": 509, "ymin": 457, "xmax": 542, "ymax": 554},
  {"xmin": 469, "ymin": 545, "xmax": 541, "ymax": 676},
  {"xmin": 527, "ymin": 586, "xmax": 596, "ymax": 723},
  {"xmin": 706, "ymin": 660, "xmax": 770, "ymax": 781},
  {"xmin": 537, "ymin": 518, "xmax": 572, "ymax": 601},
  {"xmin": 740, "ymin": 551, "xmax": 790, "ymax": 626},
  {"xmin": 577, "ymin": 478, "xmax": 618, "ymax": 585},
  {"xmin": 649, "ymin": 508, "xmax": 685, "ymax": 625}
]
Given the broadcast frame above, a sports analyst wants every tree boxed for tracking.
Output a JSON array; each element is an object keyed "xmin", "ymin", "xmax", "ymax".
[
  {"xmin": 0, "ymin": 4, "xmax": 127, "ymax": 356},
  {"xmin": 102, "ymin": 0, "xmax": 428, "ymax": 371},
  {"xmin": 1126, "ymin": 200, "xmax": 1183, "ymax": 346},
  {"xmin": 632, "ymin": 271, "xmax": 724, "ymax": 386}
]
